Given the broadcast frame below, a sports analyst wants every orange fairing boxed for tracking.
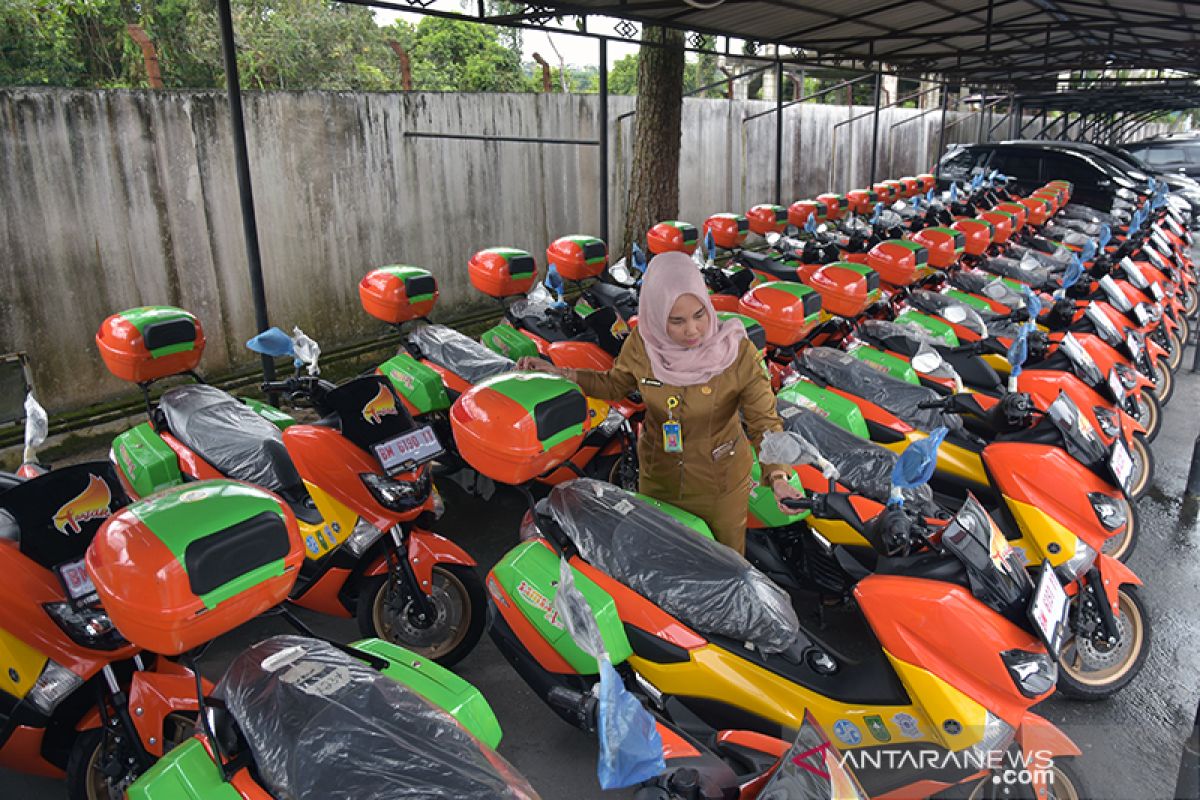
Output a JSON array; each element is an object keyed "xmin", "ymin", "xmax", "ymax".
[
  {"xmin": 0, "ymin": 727, "xmax": 62, "ymax": 778},
  {"xmin": 160, "ymin": 432, "xmax": 223, "ymax": 482},
  {"xmin": 545, "ymin": 340, "xmax": 615, "ymax": 371},
  {"xmin": 290, "ymin": 566, "xmax": 354, "ymax": 617},
  {"xmin": 283, "ymin": 424, "xmax": 432, "ymax": 531},
  {"xmin": 374, "ymin": 527, "xmax": 476, "ymax": 590},
  {"xmin": 658, "ymin": 723, "xmax": 701, "ymax": 760},
  {"xmin": 855, "ymin": 575, "xmax": 1051, "ymax": 723},
  {"xmin": 487, "ymin": 572, "xmax": 576, "ymax": 674},
  {"xmin": 716, "ymin": 729, "xmax": 790, "ymax": 760},
  {"xmin": 981, "ymin": 443, "xmax": 1124, "ymax": 552},
  {"xmin": 126, "ymin": 663, "xmax": 208, "ymax": 756},
  {"xmin": 825, "ymin": 387, "xmax": 916, "ymax": 434},
  {"xmin": 569, "ymin": 556, "xmax": 707, "ymax": 652}
]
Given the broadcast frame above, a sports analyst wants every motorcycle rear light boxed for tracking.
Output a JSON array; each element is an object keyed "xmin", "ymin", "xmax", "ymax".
[
  {"xmin": 1000, "ymin": 650, "xmax": 1058, "ymax": 699},
  {"xmin": 1088, "ymin": 492, "xmax": 1125, "ymax": 532},
  {"xmin": 27, "ymin": 659, "xmax": 84, "ymax": 715},
  {"xmin": 42, "ymin": 602, "xmax": 127, "ymax": 651},
  {"xmin": 360, "ymin": 471, "xmax": 430, "ymax": 511},
  {"xmin": 343, "ymin": 517, "xmax": 385, "ymax": 557}
]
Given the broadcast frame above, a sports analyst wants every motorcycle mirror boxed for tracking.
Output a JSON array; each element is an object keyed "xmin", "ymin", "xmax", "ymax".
[
  {"xmin": 926, "ymin": 188, "xmax": 936, "ymax": 203},
  {"xmin": 890, "ymin": 426, "xmax": 949, "ymax": 499},
  {"xmin": 247, "ymin": 327, "xmax": 295, "ymax": 358},
  {"xmin": 1080, "ymin": 240, "xmax": 1097, "ymax": 263},
  {"xmin": 949, "ymin": 183, "xmax": 959, "ymax": 203}
]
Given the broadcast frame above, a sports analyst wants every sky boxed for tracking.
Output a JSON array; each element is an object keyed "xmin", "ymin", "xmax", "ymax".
[{"xmin": 374, "ymin": 5, "xmax": 659, "ymax": 69}]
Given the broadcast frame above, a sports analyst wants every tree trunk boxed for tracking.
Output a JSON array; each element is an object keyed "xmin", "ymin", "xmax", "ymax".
[{"xmin": 621, "ymin": 26, "xmax": 685, "ymax": 259}]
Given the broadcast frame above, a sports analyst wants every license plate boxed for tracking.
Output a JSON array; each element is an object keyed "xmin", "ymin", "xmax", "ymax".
[
  {"xmin": 1150, "ymin": 282, "xmax": 1165, "ymax": 302},
  {"xmin": 1107, "ymin": 370, "xmax": 1126, "ymax": 404},
  {"xmin": 1028, "ymin": 562, "xmax": 1070, "ymax": 657},
  {"xmin": 56, "ymin": 558, "xmax": 98, "ymax": 606},
  {"xmin": 1109, "ymin": 438, "xmax": 1134, "ymax": 494},
  {"xmin": 372, "ymin": 426, "xmax": 444, "ymax": 474}
]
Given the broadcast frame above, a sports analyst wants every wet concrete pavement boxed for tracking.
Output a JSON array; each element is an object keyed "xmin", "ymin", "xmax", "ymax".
[{"xmin": 6, "ymin": 350, "xmax": 1200, "ymax": 800}]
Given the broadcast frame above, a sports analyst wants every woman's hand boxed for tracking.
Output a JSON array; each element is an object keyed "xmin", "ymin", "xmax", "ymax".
[
  {"xmin": 772, "ymin": 475, "xmax": 807, "ymax": 515},
  {"xmin": 516, "ymin": 356, "xmax": 566, "ymax": 378}
]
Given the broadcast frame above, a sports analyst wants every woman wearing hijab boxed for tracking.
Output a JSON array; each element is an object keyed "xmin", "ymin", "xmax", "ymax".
[{"xmin": 516, "ymin": 250, "xmax": 802, "ymax": 554}]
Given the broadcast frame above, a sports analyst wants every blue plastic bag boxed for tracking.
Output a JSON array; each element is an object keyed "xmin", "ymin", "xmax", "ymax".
[
  {"xmin": 1099, "ymin": 224, "xmax": 1112, "ymax": 249},
  {"xmin": 1022, "ymin": 285, "xmax": 1043, "ymax": 321},
  {"xmin": 889, "ymin": 426, "xmax": 948, "ymax": 505},
  {"xmin": 1006, "ymin": 325, "xmax": 1029, "ymax": 377},
  {"xmin": 596, "ymin": 660, "xmax": 665, "ymax": 789}
]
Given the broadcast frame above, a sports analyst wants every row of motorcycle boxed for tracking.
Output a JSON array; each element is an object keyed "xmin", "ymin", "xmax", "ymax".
[{"xmin": 0, "ymin": 166, "xmax": 1193, "ymax": 799}]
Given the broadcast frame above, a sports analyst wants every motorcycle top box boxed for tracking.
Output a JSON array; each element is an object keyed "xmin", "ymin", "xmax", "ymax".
[
  {"xmin": 737, "ymin": 281, "xmax": 822, "ymax": 347},
  {"xmin": 911, "ymin": 226, "xmax": 966, "ymax": 268},
  {"xmin": 951, "ymin": 218, "xmax": 994, "ymax": 256},
  {"xmin": 359, "ymin": 265, "xmax": 439, "ymax": 324},
  {"xmin": 788, "ymin": 199, "xmax": 823, "ymax": 227},
  {"xmin": 449, "ymin": 373, "xmax": 591, "ymax": 485},
  {"xmin": 979, "ymin": 209, "xmax": 1016, "ymax": 243},
  {"xmin": 86, "ymin": 480, "xmax": 304, "ymax": 655},
  {"xmin": 867, "ymin": 239, "xmax": 930, "ymax": 287},
  {"xmin": 647, "ymin": 220, "xmax": 699, "ymax": 254},
  {"xmin": 1021, "ymin": 196, "xmax": 1054, "ymax": 226},
  {"xmin": 746, "ymin": 204, "xmax": 788, "ymax": 235},
  {"xmin": 96, "ymin": 306, "xmax": 205, "ymax": 383},
  {"xmin": 801, "ymin": 261, "xmax": 882, "ymax": 317},
  {"xmin": 469, "ymin": 247, "xmax": 538, "ymax": 298},
  {"xmin": 898, "ymin": 176, "xmax": 922, "ymax": 197},
  {"xmin": 816, "ymin": 193, "xmax": 848, "ymax": 221},
  {"xmin": 995, "ymin": 201, "xmax": 1029, "ymax": 230},
  {"xmin": 546, "ymin": 235, "xmax": 607, "ymax": 282},
  {"xmin": 845, "ymin": 189, "xmax": 875, "ymax": 215},
  {"xmin": 703, "ymin": 213, "xmax": 749, "ymax": 249}
]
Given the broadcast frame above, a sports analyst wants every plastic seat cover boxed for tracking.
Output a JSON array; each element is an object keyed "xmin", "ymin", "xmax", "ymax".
[
  {"xmin": 798, "ymin": 347, "xmax": 964, "ymax": 434},
  {"xmin": 545, "ymin": 479, "xmax": 800, "ymax": 654},
  {"xmin": 159, "ymin": 385, "xmax": 300, "ymax": 493},
  {"xmin": 218, "ymin": 636, "xmax": 538, "ymax": 800},
  {"xmin": 409, "ymin": 325, "xmax": 515, "ymax": 385}
]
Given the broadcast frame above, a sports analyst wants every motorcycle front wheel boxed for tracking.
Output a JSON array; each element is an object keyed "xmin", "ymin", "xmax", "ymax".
[
  {"xmin": 1057, "ymin": 585, "xmax": 1150, "ymax": 701},
  {"xmin": 967, "ymin": 756, "xmax": 1088, "ymax": 800},
  {"xmin": 357, "ymin": 564, "xmax": 486, "ymax": 667}
]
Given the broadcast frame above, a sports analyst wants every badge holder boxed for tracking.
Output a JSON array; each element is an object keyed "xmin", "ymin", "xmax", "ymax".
[{"xmin": 663, "ymin": 395, "xmax": 683, "ymax": 453}]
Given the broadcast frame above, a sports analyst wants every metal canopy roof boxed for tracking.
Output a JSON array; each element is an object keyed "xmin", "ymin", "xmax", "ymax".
[
  {"xmin": 1014, "ymin": 80, "xmax": 1200, "ymax": 113},
  {"xmin": 508, "ymin": 0, "xmax": 1200, "ymax": 87}
]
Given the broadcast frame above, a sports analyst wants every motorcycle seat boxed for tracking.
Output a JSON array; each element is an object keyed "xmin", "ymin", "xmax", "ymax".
[
  {"xmin": 737, "ymin": 250, "xmax": 802, "ymax": 281},
  {"xmin": 585, "ymin": 282, "xmax": 639, "ymax": 320},
  {"xmin": 407, "ymin": 324, "xmax": 514, "ymax": 385},
  {"xmin": 159, "ymin": 384, "xmax": 304, "ymax": 495}
]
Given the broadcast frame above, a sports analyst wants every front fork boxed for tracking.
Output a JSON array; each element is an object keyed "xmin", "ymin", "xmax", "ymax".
[
  {"xmin": 94, "ymin": 659, "xmax": 155, "ymax": 784},
  {"xmin": 1069, "ymin": 566, "xmax": 1120, "ymax": 645},
  {"xmin": 388, "ymin": 525, "xmax": 437, "ymax": 621}
]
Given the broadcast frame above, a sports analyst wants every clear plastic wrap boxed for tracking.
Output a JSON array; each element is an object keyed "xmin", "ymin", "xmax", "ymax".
[
  {"xmin": 906, "ymin": 290, "xmax": 989, "ymax": 338},
  {"xmin": 409, "ymin": 324, "xmax": 515, "ymax": 384},
  {"xmin": 798, "ymin": 348, "xmax": 963, "ymax": 435},
  {"xmin": 858, "ymin": 318, "xmax": 945, "ymax": 348},
  {"xmin": 545, "ymin": 479, "xmax": 799, "ymax": 654},
  {"xmin": 216, "ymin": 635, "xmax": 539, "ymax": 800},
  {"xmin": 757, "ymin": 713, "xmax": 867, "ymax": 800},
  {"xmin": 158, "ymin": 385, "xmax": 299, "ymax": 492},
  {"xmin": 769, "ymin": 403, "xmax": 936, "ymax": 513},
  {"xmin": 976, "ymin": 255, "xmax": 1054, "ymax": 290},
  {"xmin": 22, "ymin": 393, "xmax": 48, "ymax": 463}
]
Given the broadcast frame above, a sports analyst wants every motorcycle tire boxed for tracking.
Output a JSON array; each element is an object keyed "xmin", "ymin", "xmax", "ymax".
[
  {"xmin": 1126, "ymin": 434, "xmax": 1154, "ymax": 503},
  {"xmin": 1164, "ymin": 327, "xmax": 1184, "ymax": 372},
  {"xmin": 356, "ymin": 563, "xmax": 486, "ymax": 668},
  {"xmin": 66, "ymin": 728, "xmax": 124, "ymax": 800},
  {"xmin": 1184, "ymin": 284, "xmax": 1199, "ymax": 318},
  {"xmin": 1132, "ymin": 391, "xmax": 1161, "ymax": 443},
  {"xmin": 1057, "ymin": 585, "xmax": 1150, "ymax": 701},
  {"xmin": 1151, "ymin": 360, "xmax": 1174, "ymax": 405},
  {"xmin": 967, "ymin": 756, "xmax": 1089, "ymax": 800},
  {"xmin": 1100, "ymin": 496, "xmax": 1139, "ymax": 563}
]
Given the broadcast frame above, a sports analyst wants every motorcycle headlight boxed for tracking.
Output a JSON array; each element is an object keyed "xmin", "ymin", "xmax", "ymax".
[
  {"xmin": 343, "ymin": 517, "xmax": 385, "ymax": 557},
  {"xmin": 1054, "ymin": 538, "xmax": 1096, "ymax": 583},
  {"xmin": 1000, "ymin": 649, "xmax": 1058, "ymax": 699},
  {"xmin": 42, "ymin": 602, "xmax": 127, "ymax": 651},
  {"xmin": 1088, "ymin": 492, "xmax": 1126, "ymax": 532},
  {"xmin": 25, "ymin": 659, "xmax": 84, "ymax": 716},
  {"xmin": 1092, "ymin": 406, "xmax": 1120, "ymax": 439},
  {"xmin": 360, "ymin": 471, "xmax": 430, "ymax": 511}
]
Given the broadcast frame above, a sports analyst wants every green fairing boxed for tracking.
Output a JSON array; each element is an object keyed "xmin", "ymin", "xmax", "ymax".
[
  {"xmin": 847, "ymin": 345, "xmax": 920, "ymax": 385},
  {"xmin": 130, "ymin": 481, "xmax": 289, "ymax": 610},
  {"xmin": 480, "ymin": 324, "xmax": 540, "ymax": 362},
  {"xmin": 487, "ymin": 247, "xmax": 535, "ymax": 275},
  {"xmin": 747, "ymin": 455, "xmax": 809, "ymax": 526},
  {"xmin": 377, "ymin": 353, "xmax": 451, "ymax": 414},
  {"xmin": 776, "ymin": 381, "xmax": 869, "ymax": 437},
  {"xmin": 350, "ymin": 638, "xmax": 503, "ymax": 749},
  {"xmin": 125, "ymin": 738, "xmax": 241, "ymax": 800},
  {"xmin": 484, "ymin": 374, "xmax": 585, "ymax": 450},
  {"xmin": 240, "ymin": 397, "xmax": 295, "ymax": 430},
  {"xmin": 632, "ymin": 494, "xmax": 715, "ymax": 540},
  {"xmin": 893, "ymin": 310, "xmax": 960, "ymax": 347},
  {"xmin": 943, "ymin": 289, "xmax": 995, "ymax": 313},
  {"xmin": 563, "ymin": 235, "xmax": 607, "ymax": 263},
  {"xmin": 574, "ymin": 299, "xmax": 596, "ymax": 317},
  {"xmin": 491, "ymin": 541, "xmax": 632, "ymax": 673},
  {"xmin": 884, "ymin": 240, "xmax": 925, "ymax": 253},
  {"xmin": 111, "ymin": 423, "xmax": 184, "ymax": 497}
]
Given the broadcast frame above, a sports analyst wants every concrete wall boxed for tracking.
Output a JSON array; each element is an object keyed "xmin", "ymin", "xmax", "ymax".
[{"xmin": 0, "ymin": 88, "xmax": 1072, "ymax": 410}]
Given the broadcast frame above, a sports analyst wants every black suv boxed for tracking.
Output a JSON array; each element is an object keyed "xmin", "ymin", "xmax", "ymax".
[
  {"xmin": 1121, "ymin": 136, "xmax": 1200, "ymax": 179},
  {"xmin": 937, "ymin": 141, "xmax": 1143, "ymax": 212}
]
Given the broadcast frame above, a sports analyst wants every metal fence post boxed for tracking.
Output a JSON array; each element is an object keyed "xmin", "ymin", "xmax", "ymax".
[
  {"xmin": 598, "ymin": 38, "xmax": 609, "ymax": 245},
  {"xmin": 869, "ymin": 66, "xmax": 882, "ymax": 185}
]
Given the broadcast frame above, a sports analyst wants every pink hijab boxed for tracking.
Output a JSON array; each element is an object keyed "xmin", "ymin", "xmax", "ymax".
[{"xmin": 637, "ymin": 251, "xmax": 746, "ymax": 385}]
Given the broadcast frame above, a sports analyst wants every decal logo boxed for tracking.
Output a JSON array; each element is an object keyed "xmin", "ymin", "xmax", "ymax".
[
  {"xmin": 516, "ymin": 580, "xmax": 564, "ymax": 629},
  {"xmin": 119, "ymin": 444, "xmax": 138, "ymax": 481},
  {"xmin": 179, "ymin": 488, "xmax": 214, "ymax": 503},
  {"xmin": 892, "ymin": 713, "xmax": 922, "ymax": 739},
  {"xmin": 53, "ymin": 475, "xmax": 113, "ymax": 535},
  {"xmin": 610, "ymin": 317, "xmax": 630, "ymax": 338},
  {"xmin": 362, "ymin": 385, "xmax": 399, "ymax": 425},
  {"xmin": 388, "ymin": 368, "xmax": 415, "ymax": 392},
  {"xmin": 832, "ymin": 720, "xmax": 862, "ymax": 747},
  {"xmin": 864, "ymin": 715, "xmax": 891, "ymax": 743}
]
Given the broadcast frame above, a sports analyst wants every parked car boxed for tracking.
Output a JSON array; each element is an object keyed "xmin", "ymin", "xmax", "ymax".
[
  {"xmin": 937, "ymin": 141, "xmax": 1143, "ymax": 212},
  {"xmin": 1038, "ymin": 140, "xmax": 1200, "ymax": 221},
  {"xmin": 1121, "ymin": 135, "xmax": 1200, "ymax": 180}
]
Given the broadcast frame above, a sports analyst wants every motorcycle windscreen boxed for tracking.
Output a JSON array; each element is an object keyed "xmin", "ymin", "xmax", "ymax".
[
  {"xmin": 775, "ymin": 400, "xmax": 936, "ymax": 514},
  {"xmin": 798, "ymin": 348, "xmax": 964, "ymax": 435},
  {"xmin": 217, "ymin": 635, "xmax": 539, "ymax": 800},
  {"xmin": 544, "ymin": 479, "xmax": 800, "ymax": 655}
]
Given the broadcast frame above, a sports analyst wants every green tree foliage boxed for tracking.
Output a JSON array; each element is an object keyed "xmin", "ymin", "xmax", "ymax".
[
  {"xmin": 408, "ymin": 16, "xmax": 525, "ymax": 92},
  {"xmin": 1, "ymin": 0, "xmax": 141, "ymax": 87},
  {"xmin": 607, "ymin": 53, "xmax": 639, "ymax": 95}
]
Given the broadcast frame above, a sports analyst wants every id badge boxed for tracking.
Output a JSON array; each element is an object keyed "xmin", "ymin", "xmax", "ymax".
[{"xmin": 662, "ymin": 421, "xmax": 683, "ymax": 453}]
